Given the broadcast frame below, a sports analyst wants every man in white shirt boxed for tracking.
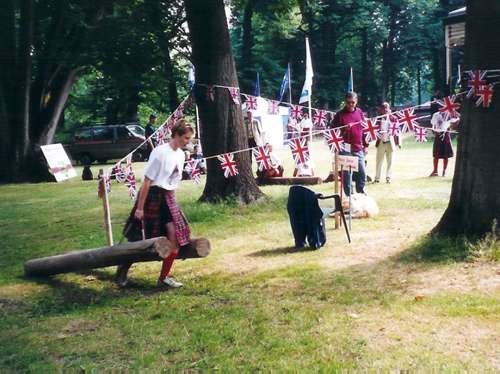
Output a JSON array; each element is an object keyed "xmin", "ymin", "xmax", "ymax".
[{"xmin": 119, "ymin": 120, "xmax": 194, "ymax": 289}]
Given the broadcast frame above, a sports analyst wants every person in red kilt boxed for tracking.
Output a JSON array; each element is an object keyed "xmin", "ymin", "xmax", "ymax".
[{"xmin": 117, "ymin": 120, "xmax": 194, "ymax": 289}]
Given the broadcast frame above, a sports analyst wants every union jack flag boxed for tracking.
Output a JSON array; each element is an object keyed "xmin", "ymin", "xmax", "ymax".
[
  {"xmin": 438, "ymin": 96, "xmax": 460, "ymax": 120},
  {"xmin": 267, "ymin": 100, "xmax": 279, "ymax": 115},
  {"xmin": 414, "ymin": 126, "xmax": 427, "ymax": 143},
  {"xmin": 323, "ymin": 129, "xmax": 344, "ymax": 153},
  {"xmin": 252, "ymin": 145, "xmax": 272, "ymax": 171},
  {"xmin": 185, "ymin": 159, "xmax": 202, "ymax": 184},
  {"xmin": 206, "ymin": 85, "xmax": 215, "ymax": 102},
  {"xmin": 475, "ymin": 84, "xmax": 494, "ymax": 108},
  {"xmin": 313, "ymin": 109, "xmax": 327, "ymax": 128},
  {"xmin": 154, "ymin": 125, "xmax": 168, "ymax": 145},
  {"xmin": 362, "ymin": 118, "xmax": 380, "ymax": 143},
  {"xmin": 228, "ymin": 87, "xmax": 241, "ymax": 105},
  {"xmin": 244, "ymin": 94, "xmax": 258, "ymax": 110},
  {"xmin": 125, "ymin": 171, "xmax": 137, "ymax": 200},
  {"xmin": 396, "ymin": 108, "xmax": 419, "ymax": 133},
  {"xmin": 389, "ymin": 119, "xmax": 401, "ymax": 136},
  {"xmin": 217, "ymin": 153, "xmax": 239, "ymax": 178},
  {"xmin": 288, "ymin": 137, "xmax": 310, "ymax": 166},
  {"xmin": 290, "ymin": 104, "xmax": 303, "ymax": 120},
  {"xmin": 467, "ymin": 70, "xmax": 487, "ymax": 98}
]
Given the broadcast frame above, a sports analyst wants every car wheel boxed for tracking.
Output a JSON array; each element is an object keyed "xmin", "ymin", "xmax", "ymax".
[
  {"xmin": 132, "ymin": 151, "xmax": 144, "ymax": 162},
  {"xmin": 80, "ymin": 153, "xmax": 93, "ymax": 166}
]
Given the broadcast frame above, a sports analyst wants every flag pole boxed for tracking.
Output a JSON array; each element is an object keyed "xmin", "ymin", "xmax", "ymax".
[{"xmin": 288, "ymin": 63, "xmax": 292, "ymax": 104}]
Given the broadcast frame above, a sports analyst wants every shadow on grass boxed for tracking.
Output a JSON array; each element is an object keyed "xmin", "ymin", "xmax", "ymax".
[
  {"xmin": 247, "ymin": 246, "xmax": 317, "ymax": 257},
  {"xmin": 397, "ymin": 234, "xmax": 471, "ymax": 263}
]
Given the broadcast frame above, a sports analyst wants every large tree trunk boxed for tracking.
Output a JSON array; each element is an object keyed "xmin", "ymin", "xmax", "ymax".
[
  {"xmin": 433, "ymin": 1, "xmax": 500, "ymax": 237},
  {"xmin": 185, "ymin": 0, "xmax": 264, "ymax": 204},
  {"xmin": 240, "ymin": 0, "xmax": 254, "ymax": 93}
]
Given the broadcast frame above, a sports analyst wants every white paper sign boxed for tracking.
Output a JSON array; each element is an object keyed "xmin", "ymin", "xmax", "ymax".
[
  {"xmin": 338, "ymin": 155, "xmax": 358, "ymax": 172},
  {"xmin": 40, "ymin": 144, "xmax": 77, "ymax": 182}
]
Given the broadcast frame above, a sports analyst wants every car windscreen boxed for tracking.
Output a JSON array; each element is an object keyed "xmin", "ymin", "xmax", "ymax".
[{"xmin": 127, "ymin": 125, "xmax": 145, "ymax": 138}]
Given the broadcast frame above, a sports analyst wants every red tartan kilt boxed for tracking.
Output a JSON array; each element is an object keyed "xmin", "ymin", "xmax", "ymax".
[{"xmin": 123, "ymin": 186, "xmax": 172, "ymax": 242}]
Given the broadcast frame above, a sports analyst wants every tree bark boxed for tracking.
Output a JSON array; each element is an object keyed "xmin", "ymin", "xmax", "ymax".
[
  {"xmin": 433, "ymin": 0, "xmax": 500, "ymax": 237},
  {"xmin": 240, "ymin": 0, "xmax": 254, "ymax": 93},
  {"xmin": 185, "ymin": 0, "xmax": 264, "ymax": 203},
  {"xmin": 24, "ymin": 237, "xmax": 211, "ymax": 277}
]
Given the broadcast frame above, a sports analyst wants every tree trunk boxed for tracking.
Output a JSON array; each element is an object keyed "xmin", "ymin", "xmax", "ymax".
[
  {"xmin": 185, "ymin": 0, "xmax": 264, "ymax": 204},
  {"xmin": 433, "ymin": 1, "xmax": 500, "ymax": 237},
  {"xmin": 417, "ymin": 63, "xmax": 422, "ymax": 105},
  {"xmin": 24, "ymin": 237, "xmax": 211, "ymax": 277},
  {"xmin": 240, "ymin": 0, "xmax": 254, "ymax": 93},
  {"xmin": 382, "ymin": 4, "xmax": 397, "ymax": 102}
]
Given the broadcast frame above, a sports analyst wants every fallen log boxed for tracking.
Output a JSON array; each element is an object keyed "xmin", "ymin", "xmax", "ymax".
[
  {"xmin": 256, "ymin": 176, "xmax": 323, "ymax": 185},
  {"xmin": 24, "ymin": 237, "xmax": 210, "ymax": 277}
]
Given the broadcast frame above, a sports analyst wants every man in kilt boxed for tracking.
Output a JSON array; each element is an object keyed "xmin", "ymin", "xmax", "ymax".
[{"xmin": 117, "ymin": 120, "xmax": 194, "ymax": 289}]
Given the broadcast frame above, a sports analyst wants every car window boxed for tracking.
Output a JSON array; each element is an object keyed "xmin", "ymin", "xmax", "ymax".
[
  {"xmin": 116, "ymin": 126, "xmax": 132, "ymax": 140},
  {"xmin": 127, "ymin": 125, "xmax": 145, "ymax": 137},
  {"xmin": 93, "ymin": 127, "xmax": 114, "ymax": 141},
  {"xmin": 74, "ymin": 128, "xmax": 93, "ymax": 141}
]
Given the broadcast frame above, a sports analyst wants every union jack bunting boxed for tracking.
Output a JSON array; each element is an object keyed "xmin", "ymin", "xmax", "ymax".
[
  {"xmin": 313, "ymin": 109, "xmax": 327, "ymax": 127},
  {"xmin": 267, "ymin": 100, "xmax": 279, "ymax": 115},
  {"xmin": 154, "ymin": 125, "xmax": 168, "ymax": 145},
  {"xmin": 185, "ymin": 159, "xmax": 202, "ymax": 184},
  {"xmin": 290, "ymin": 104, "xmax": 303, "ymax": 120},
  {"xmin": 438, "ymin": 96, "xmax": 460, "ymax": 120},
  {"xmin": 362, "ymin": 118, "xmax": 380, "ymax": 143},
  {"xmin": 217, "ymin": 153, "xmax": 239, "ymax": 178},
  {"xmin": 243, "ymin": 94, "xmax": 258, "ymax": 110},
  {"xmin": 173, "ymin": 108, "xmax": 183, "ymax": 120},
  {"xmin": 475, "ymin": 84, "xmax": 494, "ymax": 108},
  {"xmin": 396, "ymin": 108, "xmax": 419, "ymax": 133},
  {"xmin": 125, "ymin": 171, "xmax": 137, "ymax": 200},
  {"xmin": 252, "ymin": 145, "xmax": 273, "ymax": 171},
  {"xmin": 206, "ymin": 85, "xmax": 215, "ymax": 102},
  {"xmin": 288, "ymin": 137, "xmax": 310, "ymax": 166},
  {"xmin": 389, "ymin": 119, "xmax": 401, "ymax": 136},
  {"xmin": 323, "ymin": 129, "xmax": 344, "ymax": 153},
  {"xmin": 228, "ymin": 87, "xmax": 241, "ymax": 105},
  {"xmin": 467, "ymin": 70, "xmax": 487, "ymax": 98},
  {"xmin": 414, "ymin": 126, "xmax": 427, "ymax": 143}
]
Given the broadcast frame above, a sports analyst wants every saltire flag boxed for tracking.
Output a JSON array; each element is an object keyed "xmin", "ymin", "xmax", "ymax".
[
  {"xmin": 188, "ymin": 65, "xmax": 195, "ymax": 90},
  {"xmin": 396, "ymin": 108, "xmax": 419, "ymax": 133},
  {"xmin": 288, "ymin": 137, "xmax": 310, "ymax": 165},
  {"xmin": 125, "ymin": 171, "xmax": 137, "ymax": 200},
  {"xmin": 185, "ymin": 159, "xmax": 202, "ymax": 184},
  {"xmin": 438, "ymin": 96, "xmax": 460, "ymax": 120},
  {"xmin": 253, "ymin": 72, "xmax": 261, "ymax": 97},
  {"xmin": 313, "ymin": 109, "xmax": 327, "ymax": 127},
  {"xmin": 347, "ymin": 67, "xmax": 354, "ymax": 92},
  {"xmin": 228, "ymin": 87, "xmax": 241, "ymax": 105},
  {"xmin": 414, "ymin": 126, "xmax": 427, "ymax": 143},
  {"xmin": 467, "ymin": 70, "xmax": 487, "ymax": 98},
  {"xmin": 252, "ymin": 145, "xmax": 272, "ymax": 171},
  {"xmin": 278, "ymin": 64, "xmax": 290, "ymax": 102},
  {"xmin": 267, "ymin": 100, "xmax": 279, "ymax": 115},
  {"xmin": 299, "ymin": 38, "xmax": 314, "ymax": 104},
  {"xmin": 475, "ymin": 84, "xmax": 494, "ymax": 108},
  {"xmin": 324, "ymin": 129, "xmax": 344, "ymax": 153},
  {"xmin": 290, "ymin": 104, "xmax": 303, "ymax": 120},
  {"xmin": 217, "ymin": 153, "xmax": 239, "ymax": 178},
  {"xmin": 243, "ymin": 94, "xmax": 258, "ymax": 110},
  {"xmin": 362, "ymin": 118, "xmax": 380, "ymax": 143}
]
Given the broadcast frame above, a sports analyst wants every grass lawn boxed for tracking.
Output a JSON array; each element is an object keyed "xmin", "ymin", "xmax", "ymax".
[{"xmin": 0, "ymin": 137, "xmax": 499, "ymax": 371}]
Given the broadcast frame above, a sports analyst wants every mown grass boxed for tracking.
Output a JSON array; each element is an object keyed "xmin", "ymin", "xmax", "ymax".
[{"xmin": 0, "ymin": 138, "xmax": 499, "ymax": 371}]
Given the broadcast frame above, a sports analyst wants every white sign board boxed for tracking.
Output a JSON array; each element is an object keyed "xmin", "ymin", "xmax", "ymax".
[
  {"xmin": 40, "ymin": 144, "xmax": 77, "ymax": 182},
  {"xmin": 338, "ymin": 155, "xmax": 358, "ymax": 172}
]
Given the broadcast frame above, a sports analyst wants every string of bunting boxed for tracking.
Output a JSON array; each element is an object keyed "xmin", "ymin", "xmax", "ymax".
[{"xmin": 100, "ymin": 69, "xmax": 496, "ymax": 199}]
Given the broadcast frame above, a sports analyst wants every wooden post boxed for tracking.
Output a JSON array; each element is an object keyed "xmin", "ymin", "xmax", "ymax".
[
  {"xmin": 333, "ymin": 152, "xmax": 340, "ymax": 229},
  {"xmin": 98, "ymin": 169, "xmax": 114, "ymax": 246}
]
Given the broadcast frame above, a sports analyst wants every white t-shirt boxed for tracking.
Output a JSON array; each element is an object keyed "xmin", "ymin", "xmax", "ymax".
[{"xmin": 144, "ymin": 143, "xmax": 185, "ymax": 190}]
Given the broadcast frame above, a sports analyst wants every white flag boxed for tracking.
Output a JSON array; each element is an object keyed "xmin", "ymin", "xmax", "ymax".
[{"xmin": 299, "ymin": 38, "xmax": 314, "ymax": 104}]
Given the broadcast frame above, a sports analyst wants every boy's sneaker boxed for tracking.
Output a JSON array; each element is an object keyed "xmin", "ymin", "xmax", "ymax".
[{"xmin": 158, "ymin": 277, "xmax": 183, "ymax": 289}]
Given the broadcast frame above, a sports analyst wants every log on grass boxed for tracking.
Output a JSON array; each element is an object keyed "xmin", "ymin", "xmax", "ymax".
[
  {"xmin": 24, "ymin": 237, "xmax": 210, "ymax": 277},
  {"xmin": 257, "ymin": 176, "xmax": 323, "ymax": 185}
]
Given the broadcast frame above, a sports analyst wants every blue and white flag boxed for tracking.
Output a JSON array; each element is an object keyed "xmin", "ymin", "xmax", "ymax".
[
  {"xmin": 278, "ymin": 64, "xmax": 290, "ymax": 102},
  {"xmin": 299, "ymin": 38, "xmax": 314, "ymax": 104},
  {"xmin": 347, "ymin": 67, "xmax": 354, "ymax": 92},
  {"xmin": 253, "ymin": 72, "xmax": 261, "ymax": 97},
  {"xmin": 188, "ymin": 64, "xmax": 195, "ymax": 90}
]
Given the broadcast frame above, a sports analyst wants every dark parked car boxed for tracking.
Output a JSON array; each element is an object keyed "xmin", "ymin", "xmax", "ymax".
[{"xmin": 65, "ymin": 124, "xmax": 148, "ymax": 165}]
